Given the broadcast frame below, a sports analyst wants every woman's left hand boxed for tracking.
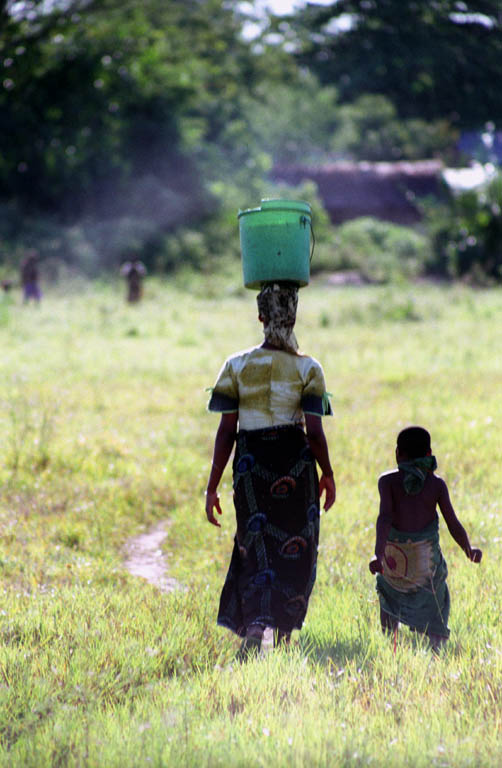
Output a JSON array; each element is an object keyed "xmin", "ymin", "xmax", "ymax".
[
  {"xmin": 319, "ymin": 474, "xmax": 336, "ymax": 511},
  {"xmin": 205, "ymin": 490, "xmax": 222, "ymax": 527}
]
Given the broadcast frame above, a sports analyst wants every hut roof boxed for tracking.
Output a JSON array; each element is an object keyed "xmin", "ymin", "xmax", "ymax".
[{"xmin": 272, "ymin": 160, "xmax": 445, "ymax": 225}]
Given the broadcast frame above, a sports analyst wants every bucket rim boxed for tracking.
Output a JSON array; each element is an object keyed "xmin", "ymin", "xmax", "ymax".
[{"xmin": 238, "ymin": 198, "xmax": 312, "ymax": 219}]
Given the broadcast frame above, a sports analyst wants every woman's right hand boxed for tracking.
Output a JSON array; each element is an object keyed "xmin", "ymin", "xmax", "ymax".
[{"xmin": 205, "ymin": 490, "xmax": 222, "ymax": 527}]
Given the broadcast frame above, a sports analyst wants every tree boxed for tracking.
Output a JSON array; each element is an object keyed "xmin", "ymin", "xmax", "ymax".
[
  {"xmin": 0, "ymin": 0, "xmax": 341, "ymax": 273},
  {"xmin": 426, "ymin": 172, "xmax": 502, "ymax": 280},
  {"xmin": 332, "ymin": 94, "xmax": 457, "ymax": 161},
  {"xmin": 0, "ymin": 0, "xmax": 264, "ymax": 223},
  {"xmin": 243, "ymin": 71, "xmax": 340, "ymax": 165},
  {"xmin": 293, "ymin": 0, "xmax": 502, "ymax": 129}
]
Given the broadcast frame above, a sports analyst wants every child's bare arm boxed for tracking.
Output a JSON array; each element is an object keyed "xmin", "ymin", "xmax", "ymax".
[
  {"xmin": 438, "ymin": 479, "xmax": 482, "ymax": 563},
  {"xmin": 369, "ymin": 475, "xmax": 394, "ymax": 573}
]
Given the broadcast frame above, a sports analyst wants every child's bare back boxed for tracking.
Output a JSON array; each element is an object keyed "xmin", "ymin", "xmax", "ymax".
[
  {"xmin": 378, "ymin": 469, "xmax": 450, "ymax": 534},
  {"xmin": 374, "ymin": 464, "xmax": 481, "ymax": 565}
]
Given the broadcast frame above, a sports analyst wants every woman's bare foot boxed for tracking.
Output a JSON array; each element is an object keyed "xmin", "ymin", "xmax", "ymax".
[
  {"xmin": 274, "ymin": 629, "xmax": 291, "ymax": 647},
  {"xmin": 236, "ymin": 624, "xmax": 264, "ymax": 661},
  {"xmin": 428, "ymin": 632, "xmax": 447, "ymax": 655}
]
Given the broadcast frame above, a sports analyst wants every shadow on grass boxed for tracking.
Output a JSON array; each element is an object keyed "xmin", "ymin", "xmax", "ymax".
[
  {"xmin": 297, "ymin": 635, "xmax": 372, "ymax": 667},
  {"xmin": 297, "ymin": 625, "xmax": 461, "ymax": 666}
]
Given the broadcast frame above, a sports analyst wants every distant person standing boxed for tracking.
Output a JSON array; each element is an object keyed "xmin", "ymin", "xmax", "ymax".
[
  {"xmin": 20, "ymin": 249, "xmax": 41, "ymax": 303},
  {"xmin": 120, "ymin": 259, "xmax": 147, "ymax": 303}
]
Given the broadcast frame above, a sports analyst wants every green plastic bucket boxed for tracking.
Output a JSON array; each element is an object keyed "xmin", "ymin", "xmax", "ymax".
[{"xmin": 238, "ymin": 199, "xmax": 313, "ymax": 289}]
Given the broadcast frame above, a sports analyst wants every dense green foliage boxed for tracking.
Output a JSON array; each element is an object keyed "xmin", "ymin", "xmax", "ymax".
[
  {"xmin": 294, "ymin": 0, "xmax": 502, "ymax": 129},
  {"xmin": 0, "ymin": 0, "xmax": 501, "ymax": 281},
  {"xmin": 0, "ymin": 0, "xmax": 263, "ymax": 218},
  {"xmin": 332, "ymin": 95, "xmax": 458, "ymax": 163},
  {"xmin": 426, "ymin": 172, "xmax": 502, "ymax": 281},
  {"xmin": 1, "ymin": 0, "xmax": 331, "ymax": 271},
  {"xmin": 329, "ymin": 217, "xmax": 429, "ymax": 283}
]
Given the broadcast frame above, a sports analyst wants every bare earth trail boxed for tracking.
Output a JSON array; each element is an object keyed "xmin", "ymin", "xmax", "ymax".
[
  {"xmin": 124, "ymin": 522, "xmax": 183, "ymax": 593},
  {"xmin": 124, "ymin": 521, "xmax": 275, "ymax": 649}
]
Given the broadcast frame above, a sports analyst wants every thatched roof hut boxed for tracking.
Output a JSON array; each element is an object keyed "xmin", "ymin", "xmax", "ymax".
[{"xmin": 272, "ymin": 160, "xmax": 445, "ymax": 225}]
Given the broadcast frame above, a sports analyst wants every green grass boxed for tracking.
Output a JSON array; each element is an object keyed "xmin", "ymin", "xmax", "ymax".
[{"xmin": 0, "ymin": 277, "xmax": 501, "ymax": 766}]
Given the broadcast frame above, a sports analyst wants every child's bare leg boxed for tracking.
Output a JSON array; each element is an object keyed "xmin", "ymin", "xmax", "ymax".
[{"xmin": 380, "ymin": 607, "xmax": 398, "ymax": 634}]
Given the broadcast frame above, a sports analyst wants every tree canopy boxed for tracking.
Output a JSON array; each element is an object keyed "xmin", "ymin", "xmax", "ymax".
[
  {"xmin": 0, "ymin": 0, "xmax": 501, "ymax": 277},
  {"xmin": 293, "ymin": 0, "xmax": 502, "ymax": 129},
  {"xmin": 0, "ymin": 0, "xmax": 270, "ymax": 222}
]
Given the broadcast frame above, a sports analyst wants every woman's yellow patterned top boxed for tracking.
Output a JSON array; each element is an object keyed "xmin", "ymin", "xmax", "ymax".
[{"xmin": 208, "ymin": 346, "xmax": 332, "ymax": 430}]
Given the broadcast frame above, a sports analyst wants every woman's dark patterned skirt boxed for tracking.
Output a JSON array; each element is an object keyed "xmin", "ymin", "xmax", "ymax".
[{"xmin": 217, "ymin": 425, "xmax": 320, "ymax": 637}]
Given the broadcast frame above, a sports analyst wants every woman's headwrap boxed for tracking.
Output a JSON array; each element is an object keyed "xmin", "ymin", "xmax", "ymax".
[{"xmin": 256, "ymin": 282, "xmax": 299, "ymax": 354}]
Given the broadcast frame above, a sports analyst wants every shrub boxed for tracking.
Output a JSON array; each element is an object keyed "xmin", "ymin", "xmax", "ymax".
[
  {"xmin": 332, "ymin": 94, "xmax": 457, "ymax": 162},
  {"xmin": 326, "ymin": 217, "xmax": 429, "ymax": 283},
  {"xmin": 0, "ymin": 180, "xmax": 335, "ymax": 281},
  {"xmin": 425, "ymin": 172, "xmax": 502, "ymax": 282}
]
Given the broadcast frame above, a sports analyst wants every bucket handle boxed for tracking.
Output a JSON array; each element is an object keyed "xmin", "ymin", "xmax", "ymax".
[{"xmin": 300, "ymin": 215, "xmax": 316, "ymax": 263}]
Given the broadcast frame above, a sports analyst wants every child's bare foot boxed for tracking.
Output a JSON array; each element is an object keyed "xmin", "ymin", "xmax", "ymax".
[{"xmin": 380, "ymin": 607, "xmax": 398, "ymax": 634}]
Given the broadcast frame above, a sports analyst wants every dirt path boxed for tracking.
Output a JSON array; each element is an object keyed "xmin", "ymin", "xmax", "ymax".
[
  {"xmin": 124, "ymin": 521, "xmax": 275, "ymax": 650},
  {"xmin": 124, "ymin": 522, "xmax": 183, "ymax": 593}
]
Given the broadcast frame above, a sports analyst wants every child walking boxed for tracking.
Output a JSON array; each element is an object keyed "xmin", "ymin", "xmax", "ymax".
[{"xmin": 369, "ymin": 426, "xmax": 482, "ymax": 651}]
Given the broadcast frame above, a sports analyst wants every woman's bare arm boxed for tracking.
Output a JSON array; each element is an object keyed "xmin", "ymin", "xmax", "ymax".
[
  {"xmin": 205, "ymin": 412, "xmax": 238, "ymax": 526},
  {"xmin": 305, "ymin": 414, "xmax": 336, "ymax": 510}
]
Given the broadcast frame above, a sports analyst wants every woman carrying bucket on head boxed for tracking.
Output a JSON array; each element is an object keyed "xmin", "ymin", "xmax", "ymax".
[{"xmin": 205, "ymin": 199, "xmax": 336, "ymax": 656}]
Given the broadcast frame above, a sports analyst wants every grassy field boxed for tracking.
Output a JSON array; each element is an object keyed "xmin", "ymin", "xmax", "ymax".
[{"xmin": 0, "ymin": 275, "xmax": 501, "ymax": 767}]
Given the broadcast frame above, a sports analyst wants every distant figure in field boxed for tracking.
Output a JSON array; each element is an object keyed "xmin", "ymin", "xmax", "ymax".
[
  {"xmin": 120, "ymin": 259, "xmax": 146, "ymax": 303},
  {"xmin": 20, "ymin": 249, "xmax": 41, "ymax": 303},
  {"xmin": 1, "ymin": 279, "xmax": 13, "ymax": 293},
  {"xmin": 369, "ymin": 426, "xmax": 482, "ymax": 652}
]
